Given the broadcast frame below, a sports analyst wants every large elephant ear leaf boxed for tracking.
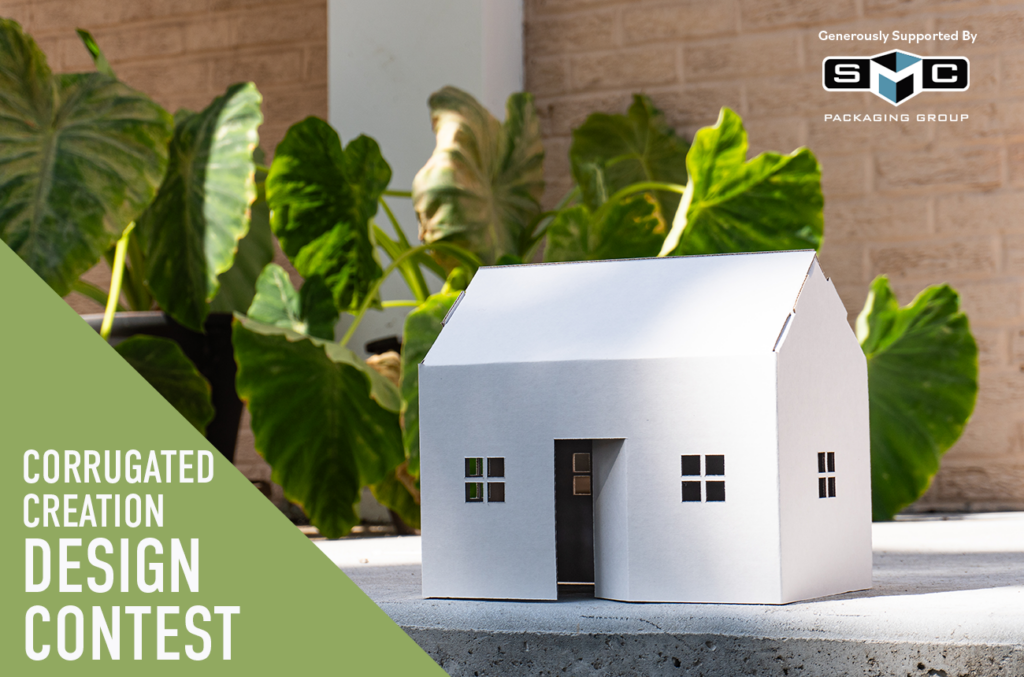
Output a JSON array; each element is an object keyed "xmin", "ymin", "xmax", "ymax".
[
  {"xmin": 267, "ymin": 118, "xmax": 389, "ymax": 313},
  {"xmin": 400, "ymin": 291, "xmax": 461, "ymax": 474},
  {"xmin": 140, "ymin": 82, "xmax": 263, "ymax": 332},
  {"xmin": 570, "ymin": 94, "xmax": 689, "ymax": 221},
  {"xmin": 857, "ymin": 276, "xmax": 978, "ymax": 521},
  {"xmin": 210, "ymin": 147, "xmax": 275, "ymax": 315},
  {"xmin": 412, "ymin": 86, "xmax": 544, "ymax": 265},
  {"xmin": 543, "ymin": 194, "xmax": 665, "ymax": 263},
  {"xmin": 245, "ymin": 263, "xmax": 338, "ymax": 340},
  {"xmin": 0, "ymin": 19, "xmax": 172, "ymax": 297},
  {"xmin": 114, "ymin": 335, "xmax": 215, "ymax": 434},
  {"xmin": 233, "ymin": 315, "xmax": 404, "ymax": 538},
  {"xmin": 660, "ymin": 107, "xmax": 823, "ymax": 257}
]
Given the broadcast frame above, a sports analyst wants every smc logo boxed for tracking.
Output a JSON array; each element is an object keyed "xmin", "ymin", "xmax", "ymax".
[{"xmin": 823, "ymin": 50, "xmax": 969, "ymax": 105}]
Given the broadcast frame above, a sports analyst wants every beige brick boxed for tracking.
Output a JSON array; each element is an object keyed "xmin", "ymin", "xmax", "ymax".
[
  {"xmin": 570, "ymin": 46, "xmax": 677, "ymax": 91},
  {"xmin": 210, "ymin": 0, "xmax": 285, "ymax": 10},
  {"xmin": 807, "ymin": 116, "xmax": 928, "ymax": 155},
  {"xmin": 529, "ymin": 0, "xmax": 640, "ymax": 14},
  {"xmin": 211, "ymin": 49, "xmax": 304, "ymax": 88},
  {"xmin": 936, "ymin": 101, "xmax": 1024, "ymax": 143},
  {"xmin": 936, "ymin": 9, "xmax": 1024, "ymax": 50},
  {"xmin": 257, "ymin": 123, "xmax": 292, "ymax": 158},
  {"xmin": 1011, "ymin": 326, "xmax": 1024, "ymax": 365},
  {"xmin": 868, "ymin": 237, "xmax": 999, "ymax": 280},
  {"xmin": 954, "ymin": 280, "xmax": 1024, "ymax": 326},
  {"xmin": 525, "ymin": 9, "xmax": 616, "ymax": 57},
  {"xmin": 542, "ymin": 177, "xmax": 575, "ymax": 211},
  {"xmin": 34, "ymin": 35, "xmax": 61, "ymax": 70},
  {"xmin": 543, "ymin": 136, "xmax": 572, "ymax": 186},
  {"xmin": 64, "ymin": 22, "xmax": 187, "ymax": 67},
  {"xmin": 2, "ymin": 2, "xmax": 33, "ymax": 32},
  {"xmin": 741, "ymin": 0, "xmax": 857, "ymax": 30},
  {"xmin": 31, "ymin": 0, "xmax": 207, "ymax": 33},
  {"xmin": 743, "ymin": 117, "xmax": 803, "ymax": 157},
  {"xmin": 622, "ymin": 2, "xmax": 736, "ymax": 44},
  {"xmin": 1009, "ymin": 144, "xmax": 1024, "ymax": 186},
  {"xmin": 261, "ymin": 85, "xmax": 328, "ymax": 127},
  {"xmin": 936, "ymin": 191, "xmax": 1024, "ymax": 234},
  {"xmin": 235, "ymin": 4, "xmax": 328, "ymax": 48},
  {"xmin": 526, "ymin": 56, "xmax": 569, "ymax": 96},
  {"xmin": 818, "ymin": 242, "xmax": 866, "ymax": 288},
  {"xmin": 648, "ymin": 84, "xmax": 743, "ymax": 128},
  {"xmin": 927, "ymin": 458, "xmax": 1024, "ymax": 508},
  {"xmin": 974, "ymin": 328, "xmax": 1008, "ymax": 369},
  {"xmin": 534, "ymin": 91, "xmax": 633, "ymax": 137},
  {"xmin": 1001, "ymin": 51, "xmax": 1024, "ymax": 94},
  {"xmin": 864, "ymin": 0, "xmax": 991, "ymax": 17},
  {"xmin": 117, "ymin": 58, "xmax": 211, "ymax": 97},
  {"xmin": 1002, "ymin": 233, "xmax": 1024, "ymax": 273},
  {"xmin": 305, "ymin": 44, "xmax": 327, "ymax": 84},
  {"xmin": 746, "ymin": 72, "xmax": 833, "ymax": 118},
  {"xmin": 824, "ymin": 197, "xmax": 930, "ymax": 244},
  {"xmin": 819, "ymin": 154, "xmax": 869, "ymax": 197},
  {"xmin": 184, "ymin": 15, "xmax": 237, "ymax": 53},
  {"xmin": 685, "ymin": 35, "xmax": 800, "ymax": 81},
  {"xmin": 876, "ymin": 147, "xmax": 1001, "ymax": 191}
]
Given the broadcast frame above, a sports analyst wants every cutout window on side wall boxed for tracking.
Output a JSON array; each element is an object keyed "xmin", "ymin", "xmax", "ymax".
[
  {"xmin": 466, "ymin": 457, "xmax": 505, "ymax": 503},
  {"xmin": 681, "ymin": 454, "xmax": 726, "ymax": 502},
  {"xmin": 818, "ymin": 452, "xmax": 836, "ymax": 498}
]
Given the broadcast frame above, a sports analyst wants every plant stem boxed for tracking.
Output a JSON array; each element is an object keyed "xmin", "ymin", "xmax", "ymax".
[
  {"xmin": 100, "ymin": 221, "xmax": 135, "ymax": 341},
  {"xmin": 383, "ymin": 189, "xmax": 413, "ymax": 198},
  {"xmin": 382, "ymin": 300, "xmax": 420, "ymax": 308},
  {"xmin": 339, "ymin": 245, "xmax": 431, "ymax": 347},
  {"xmin": 378, "ymin": 197, "xmax": 430, "ymax": 301}
]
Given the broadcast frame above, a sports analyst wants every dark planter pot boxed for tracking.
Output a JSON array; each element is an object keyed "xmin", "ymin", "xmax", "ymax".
[{"xmin": 84, "ymin": 311, "xmax": 243, "ymax": 463}]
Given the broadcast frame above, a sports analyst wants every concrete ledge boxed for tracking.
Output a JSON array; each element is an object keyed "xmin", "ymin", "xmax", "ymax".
[{"xmin": 316, "ymin": 513, "xmax": 1024, "ymax": 676}]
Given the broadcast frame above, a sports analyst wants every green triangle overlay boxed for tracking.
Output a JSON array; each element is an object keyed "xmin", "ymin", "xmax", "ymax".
[{"xmin": 0, "ymin": 242, "xmax": 446, "ymax": 675}]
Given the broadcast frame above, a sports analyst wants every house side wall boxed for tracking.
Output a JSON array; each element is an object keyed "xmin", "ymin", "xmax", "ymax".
[
  {"xmin": 776, "ymin": 262, "xmax": 873, "ymax": 603},
  {"xmin": 419, "ymin": 355, "xmax": 784, "ymax": 603}
]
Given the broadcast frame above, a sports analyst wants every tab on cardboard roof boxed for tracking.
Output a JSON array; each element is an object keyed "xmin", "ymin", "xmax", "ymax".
[{"xmin": 426, "ymin": 250, "xmax": 818, "ymax": 366}]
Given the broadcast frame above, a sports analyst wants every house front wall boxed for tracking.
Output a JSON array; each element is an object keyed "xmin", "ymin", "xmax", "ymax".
[{"xmin": 419, "ymin": 353, "xmax": 785, "ymax": 603}]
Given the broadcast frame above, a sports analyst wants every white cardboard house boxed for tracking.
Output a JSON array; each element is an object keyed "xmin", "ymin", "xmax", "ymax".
[{"xmin": 418, "ymin": 250, "xmax": 872, "ymax": 604}]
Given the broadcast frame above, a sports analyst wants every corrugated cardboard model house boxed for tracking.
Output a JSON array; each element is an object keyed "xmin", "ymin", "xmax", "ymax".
[{"xmin": 419, "ymin": 250, "xmax": 872, "ymax": 604}]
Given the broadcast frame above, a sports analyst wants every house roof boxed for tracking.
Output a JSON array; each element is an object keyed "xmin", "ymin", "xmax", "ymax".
[{"xmin": 424, "ymin": 250, "xmax": 819, "ymax": 366}]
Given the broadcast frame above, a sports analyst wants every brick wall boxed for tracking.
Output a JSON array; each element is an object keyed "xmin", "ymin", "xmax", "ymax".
[{"xmin": 525, "ymin": 0, "xmax": 1024, "ymax": 511}]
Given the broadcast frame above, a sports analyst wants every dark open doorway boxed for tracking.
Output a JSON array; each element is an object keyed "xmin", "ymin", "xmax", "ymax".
[{"xmin": 555, "ymin": 439, "xmax": 594, "ymax": 596}]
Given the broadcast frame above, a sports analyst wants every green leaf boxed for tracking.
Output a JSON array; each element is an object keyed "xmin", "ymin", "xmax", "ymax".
[
  {"xmin": 412, "ymin": 86, "xmax": 544, "ymax": 265},
  {"xmin": 543, "ymin": 194, "xmax": 664, "ymax": 263},
  {"xmin": 140, "ymin": 82, "xmax": 263, "ymax": 332},
  {"xmin": 400, "ymin": 291, "xmax": 460, "ymax": 474},
  {"xmin": 233, "ymin": 315, "xmax": 404, "ymax": 538},
  {"xmin": 0, "ymin": 19, "xmax": 172, "ymax": 297},
  {"xmin": 210, "ymin": 148, "xmax": 275, "ymax": 314},
  {"xmin": 660, "ymin": 108, "xmax": 823, "ymax": 257},
  {"xmin": 371, "ymin": 463, "xmax": 420, "ymax": 531},
  {"xmin": 75, "ymin": 28, "xmax": 114, "ymax": 77},
  {"xmin": 114, "ymin": 335, "xmax": 215, "ymax": 434},
  {"xmin": 267, "ymin": 117, "xmax": 390, "ymax": 313},
  {"xmin": 856, "ymin": 277, "xmax": 978, "ymax": 521},
  {"xmin": 570, "ymin": 94, "xmax": 689, "ymax": 221},
  {"xmin": 245, "ymin": 264, "xmax": 338, "ymax": 341}
]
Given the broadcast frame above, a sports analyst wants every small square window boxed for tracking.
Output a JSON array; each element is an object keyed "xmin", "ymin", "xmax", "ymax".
[
  {"xmin": 827, "ymin": 452, "xmax": 835, "ymax": 473},
  {"xmin": 705, "ymin": 455, "xmax": 725, "ymax": 476},
  {"xmin": 681, "ymin": 455, "xmax": 701, "ymax": 476},
  {"xmin": 572, "ymin": 452, "xmax": 591, "ymax": 474},
  {"xmin": 682, "ymin": 481, "xmax": 701, "ymax": 502},
  {"xmin": 828, "ymin": 477, "xmax": 836, "ymax": 498},
  {"xmin": 573, "ymin": 475, "xmax": 591, "ymax": 496},
  {"xmin": 488, "ymin": 482, "xmax": 505, "ymax": 502},
  {"xmin": 817, "ymin": 452, "xmax": 826, "ymax": 474},
  {"xmin": 818, "ymin": 477, "xmax": 827, "ymax": 499},
  {"xmin": 487, "ymin": 457, "xmax": 505, "ymax": 478},
  {"xmin": 465, "ymin": 482, "xmax": 483, "ymax": 502},
  {"xmin": 465, "ymin": 458, "xmax": 483, "ymax": 477},
  {"xmin": 706, "ymin": 481, "xmax": 726, "ymax": 502}
]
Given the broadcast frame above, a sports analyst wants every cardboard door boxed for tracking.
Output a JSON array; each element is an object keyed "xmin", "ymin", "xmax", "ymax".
[{"xmin": 555, "ymin": 439, "xmax": 594, "ymax": 586}]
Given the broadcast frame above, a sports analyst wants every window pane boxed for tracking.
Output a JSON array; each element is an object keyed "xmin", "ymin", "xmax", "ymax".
[
  {"xmin": 572, "ymin": 452, "xmax": 591, "ymax": 474},
  {"xmin": 465, "ymin": 482, "xmax": 483, "ymax": 502},
  {"xmin": 681, "ymin": 455, "xmax": 701, "ymax": 476},
  {"xmin": 706, "ymin": 481, "xmax": 725, "ymax": 502},
  {"xmin": 827, "ymin": 452, "xmax": 835, "ymax": 473},
  {"xmin": 828, "ymin": 477, "xmax": 836, "ymax": 498},
  {"xmin": 573, "ymin": 475, "xmax": 591, "ymax": 496},
  {"xmin": 488, "ymin": 482, "xmax": 505, "ymax": 502},
  {"xmin": 465, "ymin": 458, "xmax": 483, "ymax": 477},
  {"xmin": 487, "ymin": 457, "xmax": 505, "ymax": 478},
  {"xmin": 819, "ymin": 477, "xmax": 827, "ymax": 498},
  {"xmin": 818, "ymin": 452, "xmax": 826, "ymax": 474},
  {"xmin": 682, "ymin": 481, "xmax": 701, "ymax": 502},
  {"xmin": 705, "ymin": 455, "xmax": 725, "ymax": 476}
]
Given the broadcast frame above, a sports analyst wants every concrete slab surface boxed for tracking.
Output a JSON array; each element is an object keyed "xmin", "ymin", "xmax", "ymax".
[{"xmin": 315, "ymin": 513, "xmax": 1024, "ymax": 676}]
